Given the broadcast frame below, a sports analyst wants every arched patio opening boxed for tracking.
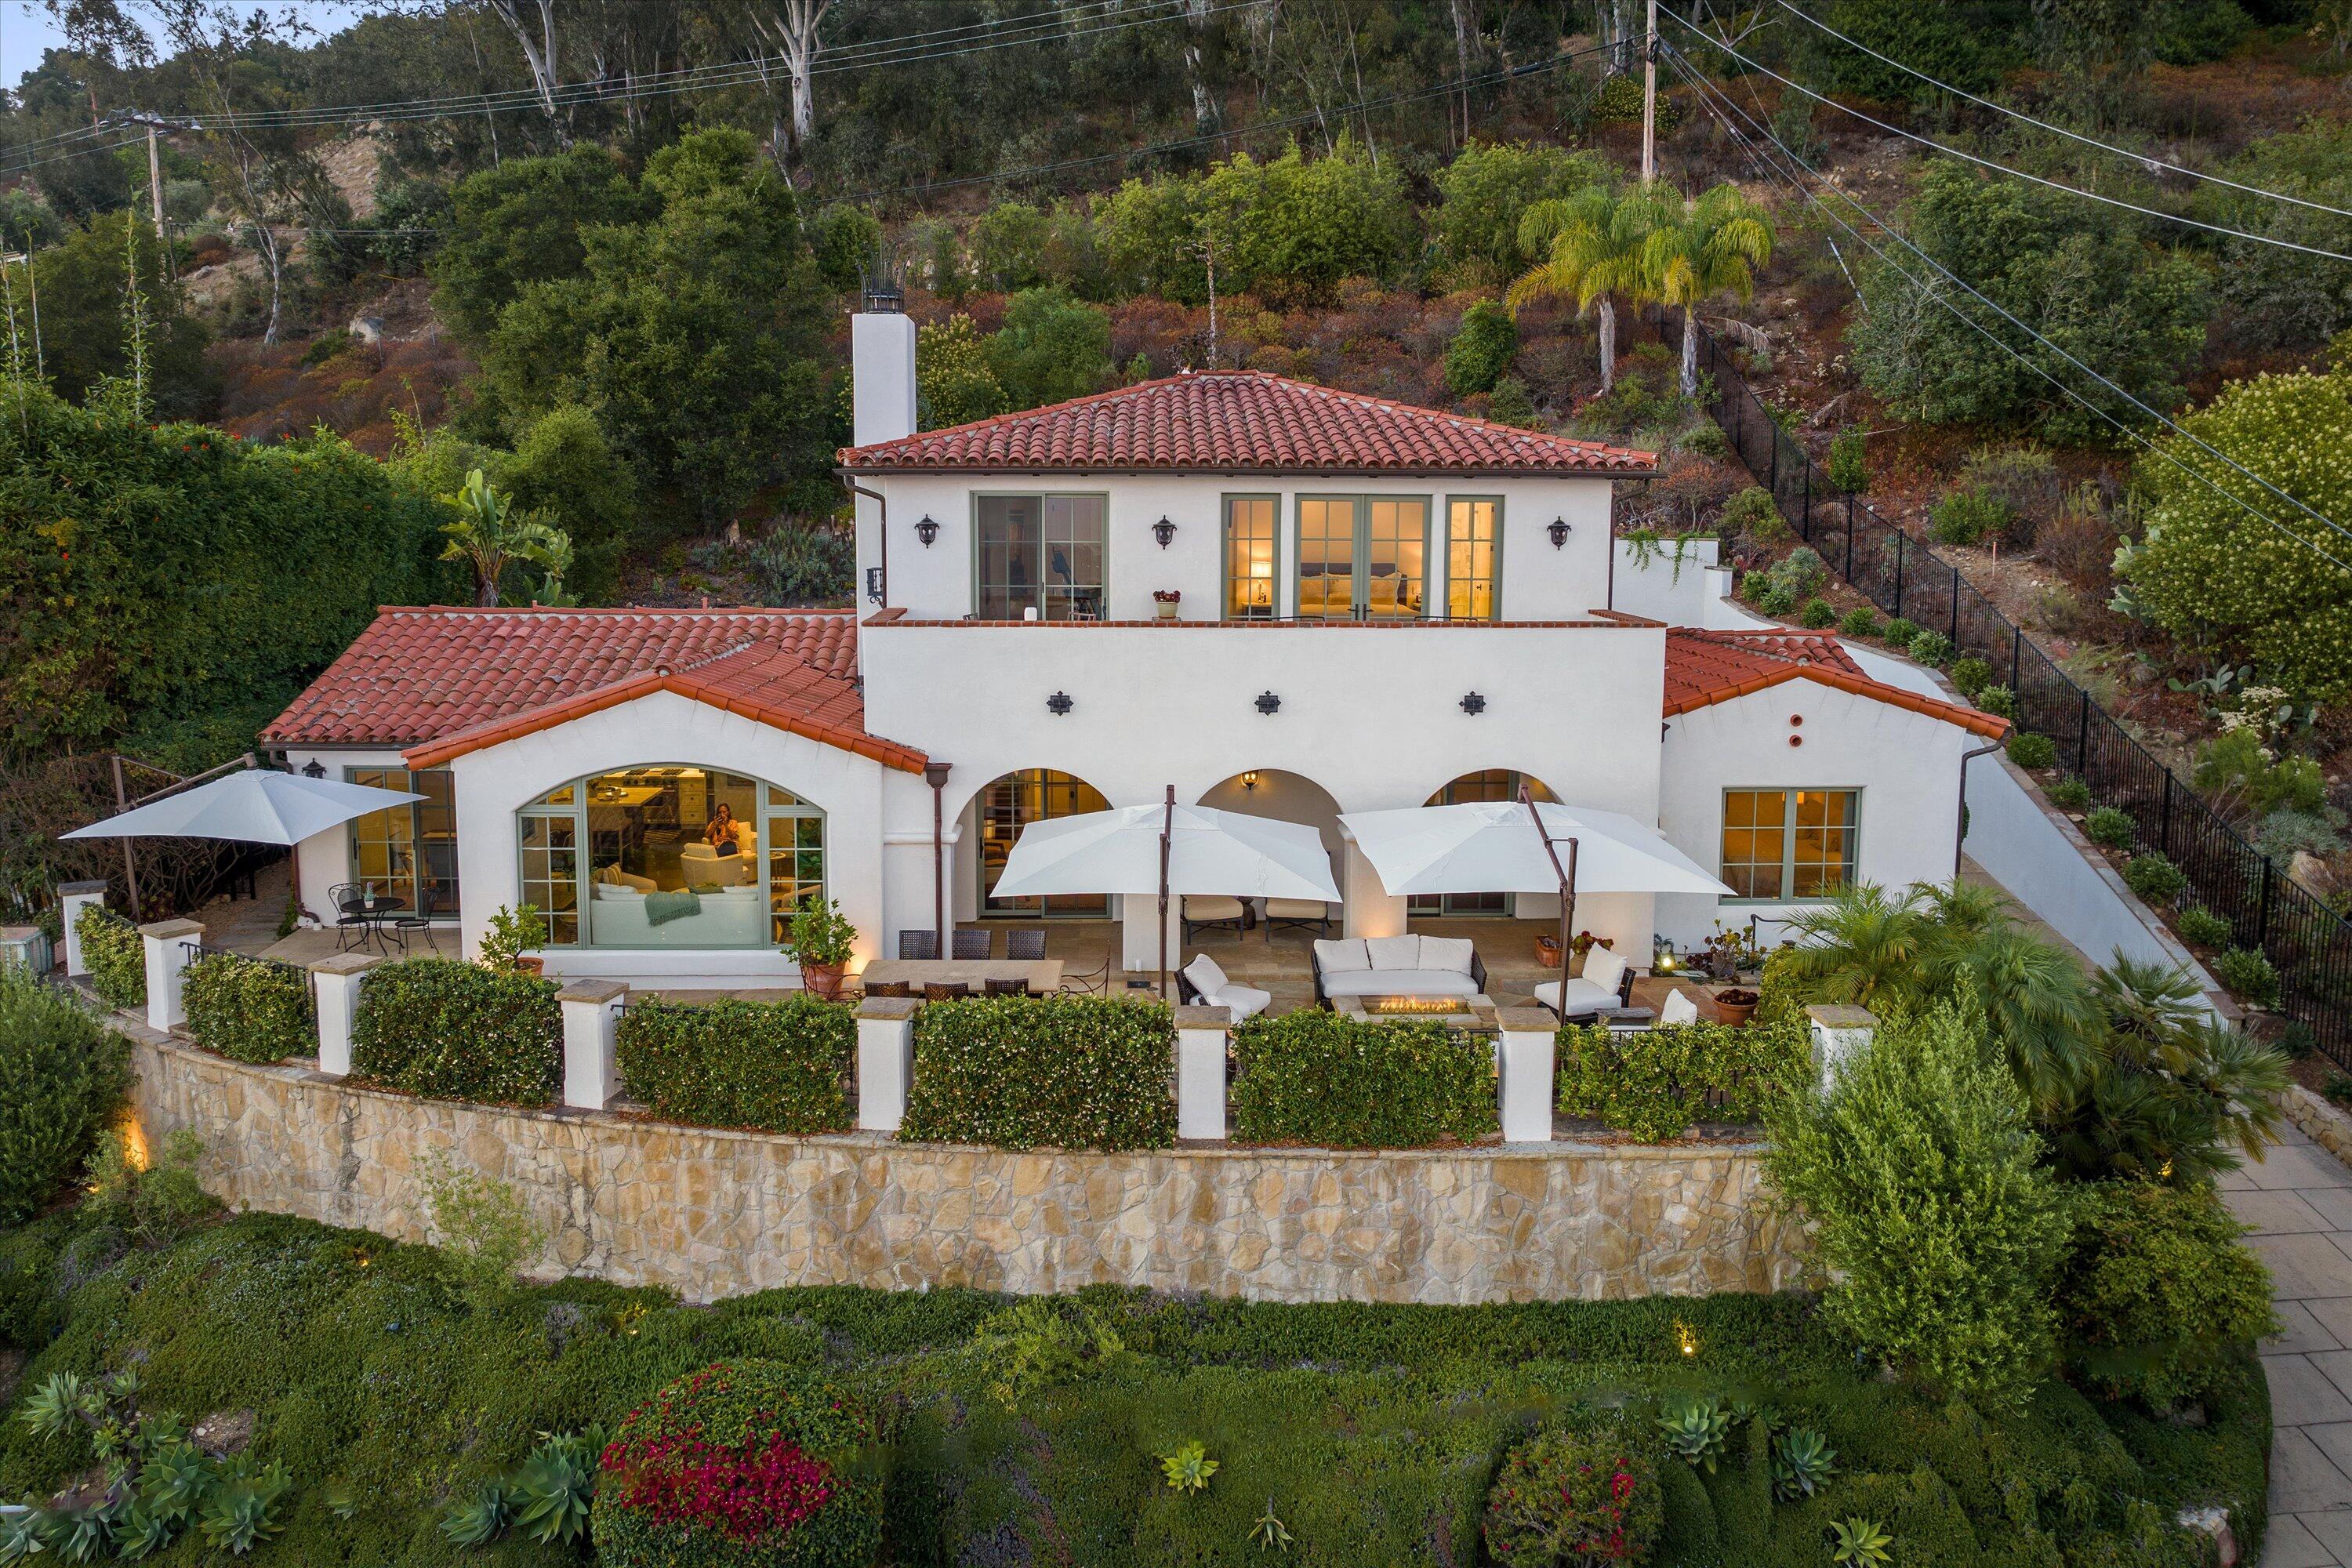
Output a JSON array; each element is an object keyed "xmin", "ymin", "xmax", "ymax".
[
  {"xmin": 1412, "ymin": 770, "xmax": 1557, "ymax": 917},
  {"xmin": 971, "ymin": 768, "xmax": 1112, "ymax": 916}
]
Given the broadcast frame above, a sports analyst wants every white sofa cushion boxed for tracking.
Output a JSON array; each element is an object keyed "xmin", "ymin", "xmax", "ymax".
[
  {"xmin": 1535, "ymin": 978, "xmax": 1621, "ymax": 1016},
  {"xmin": 1320, "ymin": 968, "xmax": 1481, "ymax": 1000},
  {"xmin": 1366, "ymin": 935, "xmax": 1422, "ymax": 971},
  {"xmin": 1418, "ymin": 935, "xmax": 1476, "ymax": 976},
  {"xmin": 1314, "ymin": 938, "xmax": 1371, "ymax": 973},
  {"xmin": 1183, "ymin": 953, "xmax": 1229, "ymax": 996},
  {"xmin": 1660, "ymin": 988, "xmax": 1701, "ymax": 1025},
  {"xmin": 1214, "ymin": 983, "xmax": 1272, "ymax": 1022},
  {"xmin": 591, "ymin": 882, "xmax": 644, "ymax": 902},
  {"xmin": 1581, "ymin": 948, "xmax": 1630, "ymax": 997}
]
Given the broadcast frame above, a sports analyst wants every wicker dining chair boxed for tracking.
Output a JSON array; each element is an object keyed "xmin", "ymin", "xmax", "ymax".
[
  {"xmin": 922, "ymin": 981, "xmax": 970, "ymax": 1004},
  {"xmin": 1004, "ymin": 928, "xmax": 1047, "ymax": 961},
  {"xmin": 897, "ymin": 930, "xmax": 938, "ymax": 960},
  {"xmin": 984, "ymin": 977, "xmax": 1031, "ymax": 997},
  {"xmin": 863, "ymin": 980, "xmax": 913, "ymax": 998},
  {"xmin": 951, "ymin": 928, "xmax": 993, "ymax": 960}
]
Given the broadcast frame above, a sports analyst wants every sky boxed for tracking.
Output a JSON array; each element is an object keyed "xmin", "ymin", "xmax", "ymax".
[{"xmin": 4, "ymin": 2, "xmax": 375, "ymax": 95}]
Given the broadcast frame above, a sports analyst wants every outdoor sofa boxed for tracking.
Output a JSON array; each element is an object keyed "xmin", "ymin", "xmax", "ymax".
[{"xmin": 1310, "ymin": 935, "xmax": 1486, "ymax": 1007}]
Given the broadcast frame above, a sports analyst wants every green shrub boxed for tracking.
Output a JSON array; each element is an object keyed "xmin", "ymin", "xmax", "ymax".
[
  {"xmin": 1838, "ymin": 606, "xmax": 1881, "ymax": 638},
  {"xmin": 1949, "ymin": 656, "xmax": 1993, "ymax": 699},
  {"xmin": 1444, "ymin": 299, "xmax": 1519, "ymax": 397},
  {"xmin": 2214, "ymin": 947, "xmax": 2281, "ymax": 1008},
  {"xmin": 2085, "ymin": 807, "xmax": 2136, "ymax": 849},
  {"xmin": 615, "ymin": 996, "xmax": 854, "ymax": 1134},
  {"xmin": 0, "ymin": 971, "xmax": 131, "ymax": 1225},
  {"xmin": 2057, "ymin": 1182, "xmax": 2274, "ymax": 1408},
  {"xmin": 1906, "ymin": 628, "xmax": 1952, "ymax": 667},
  {"xmin": 1230, "ymin": 1011, "xmax": 1497, "ymax": 1148},
  {"xmin": 1976, "ymin": 684, "xmax": 2016, "ymax": 719},
  {"xmin": 1800, "ymin": 597, "xmax": 1838, "ymax": 629},
  {"xmin": 1766, "ymin": 545, "xmax": 1828, "ymax": 607},
  {"xmin": 1719, "ymin": 485, "xmax": 1786, "ymax": 544},
  {"xmin": 2049, "ymin": 776, "xmax": 2092, "ymax": 810},
  {"xmin": 2006, "ymin": 731, "xmax": 2056, "ymax": 769},
  {"xmin": 902, "ymin": 995, "xmax": 1174, "ymax": 1150},
  {"xmin": 75, "ymin": 906, "xmax": 144, "ymax": 1010},
  {"xmin": 350, "ymin": 958, "xmax": 560, "ymax": 1105},
  {"xmin": 593, "ymin": 1359, "xmax": 881, "ymax": 1568},
  {"xmin": 182, "ymin": 952, "xmax": 314, "ymax": 1065},
  {"xmin": 1555, "ymin": 1018, "xmax": 1808, "ymax": 1142},
  {"xmin": 1929, "ymin": 487, "xmax": 2009, "ymax": 546},
  {"xmin": 1880, "ymin": 616, "xmax": 1921, "ymax": 647},
  {"xmin": 2176, "ymin": 909, "xmax": 2233, "ymax": 948},
  {"xmin": 1828, "ymin": 426, "xmax": 1869, "ymax": 492},
  {"xmin": 1762, "ymin": 1003, "xmax": 2073, "ymax": 1412},
  {"xmin": 2123, "ymin": 854, "xmax": 2187, "ymax": 908},
  {"xmin": 1484, "ymin": 1423, "xmax": 1661, "ymax": 1564}
]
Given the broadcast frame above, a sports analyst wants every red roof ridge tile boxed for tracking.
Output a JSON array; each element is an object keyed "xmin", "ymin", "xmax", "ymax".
[{"xmin": 1661, "ymin": 627, "xmax": 2008, "ymax": 739}]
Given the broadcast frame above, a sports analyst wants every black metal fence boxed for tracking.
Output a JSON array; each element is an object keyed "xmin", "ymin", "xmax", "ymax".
[{"xmin": 1690, "ymin": 325, "xmax": 2352, "ymax": 1062}]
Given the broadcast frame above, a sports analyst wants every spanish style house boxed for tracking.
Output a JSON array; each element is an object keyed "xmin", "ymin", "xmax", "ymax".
[{"xmin": 259, "ymin": 304, "xmax": 2005, "ymax": 990}]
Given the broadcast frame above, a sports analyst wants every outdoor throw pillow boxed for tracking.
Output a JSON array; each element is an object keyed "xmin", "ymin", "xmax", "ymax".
[
  {"xmin": 1313, "ymin": 938, "xmax": 1372, "ymax": 973},
  {"xmin": 1367, "ymin": 935, "xmax": 1422, "ymax": 971},
  {"xmin": 1419, "ymin": 935, "xmax": 1476, "ymax": 975}
]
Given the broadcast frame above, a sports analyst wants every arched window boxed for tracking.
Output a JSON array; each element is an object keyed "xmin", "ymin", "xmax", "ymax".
[{"xmin": 517, "ymin": 766, "xmax": 825, "ymax": 949}]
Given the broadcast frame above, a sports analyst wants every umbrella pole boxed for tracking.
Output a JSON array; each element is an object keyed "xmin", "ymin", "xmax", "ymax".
[
  {"xmin": 1524, "ymin": 786, "xmax": 1579, "ymax": 1012},
  {"xmin": 1158, "ymin": 785, "xmax": 1174, "ymax": 1000}
]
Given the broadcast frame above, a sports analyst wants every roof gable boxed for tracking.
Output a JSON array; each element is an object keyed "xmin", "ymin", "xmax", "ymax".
[
  {"xmin": 839, "ymin": 370, "xmax": 1657, "ymax": 476},
  {"xmin": 1663, "ymin": 629, "xmax": 2009, "ymax": 739}
]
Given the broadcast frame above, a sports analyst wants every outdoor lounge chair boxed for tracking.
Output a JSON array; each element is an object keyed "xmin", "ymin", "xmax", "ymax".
[
  {"xmin": 1264, "ymin": 898, "xmax": 1335, "ymax": 935},
  {"xmin": 1181, "ymin": 895, "xmax": 1247, "ymax": 942},
  {"xmin": 1534, "ymin": 948, "xmax": 1637, "ymax": 1019},
  {"xmin": 1174, "ymin": 953, "xmax": 1271, "ymax": 1022}
]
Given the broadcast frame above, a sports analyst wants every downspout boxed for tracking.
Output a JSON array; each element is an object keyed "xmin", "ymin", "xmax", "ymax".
[
  {"xmin": 924, "ymin": 762, "xmax": 952, "ymax": 952},
  {"xmin": 843, "ymin": 474, "xmax": 887, "ymax": 611},
  {"xmin": 1955, "ymin": 738, "xmax": 2006, "ymax": 880}
]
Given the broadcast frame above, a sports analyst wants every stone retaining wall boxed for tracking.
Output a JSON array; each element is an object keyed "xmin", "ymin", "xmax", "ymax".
[{"xmin": 125, "ymin": 1028, "xmax": 1809, "ymax": 1306}]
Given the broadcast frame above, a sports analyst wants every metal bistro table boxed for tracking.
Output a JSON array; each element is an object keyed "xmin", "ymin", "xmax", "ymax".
[{"xmin": 858, "ymin": 958, "xmax": 1063, "ymax": 996}]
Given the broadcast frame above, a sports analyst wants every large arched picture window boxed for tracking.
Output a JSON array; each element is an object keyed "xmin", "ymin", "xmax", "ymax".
[{"xmin": 516, "ymin": 766, "xmax": 825, "ymax": 949}]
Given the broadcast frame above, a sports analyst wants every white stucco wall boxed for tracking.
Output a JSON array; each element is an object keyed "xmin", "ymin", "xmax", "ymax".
[{"xmin": 1611, "ymin": 539, "xmax": 1751, "ymax": 630}]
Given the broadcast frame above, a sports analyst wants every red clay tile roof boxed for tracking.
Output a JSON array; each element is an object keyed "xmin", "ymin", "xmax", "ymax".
[
  {"xmin": 262, "ymin": 607, "xmax": 925, "ymax": 773},
  {"xmin": 839, "ymin": 370, "xmax": 1657, "ymax": 475},
  {"xmin": 1664, "ymin": 629, "xmax": 2010, "ymax": 739}
]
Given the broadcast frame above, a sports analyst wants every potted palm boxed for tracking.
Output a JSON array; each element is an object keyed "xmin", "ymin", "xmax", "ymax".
[{"xmin": 786, "ymin": 896, "xmax": 858, "ymax": 1000}]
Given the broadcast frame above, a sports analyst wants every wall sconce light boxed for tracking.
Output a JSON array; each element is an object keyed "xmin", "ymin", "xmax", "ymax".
[
  {"xmin": 300, "ymin": 759, "xmax": 326, "ymax": 779},
  {"xmin": 1241, "ymin": 771, "xmax": 1260, "ymax": 792},
  {"xmin": 1547, "ymin": 517, "xmax": 1571, "ymax": 550},
  {"xmin": 1046, "ymin": 691, "xmax": 1074, "ymax": 717},
  {"xmin": 914, "ymin": 515, "xmax": 939, "ymax": 547},
  {"xmin": 1254, "ymin": 691, "xmax": 1282, "ymax": 716},
  {"xmin": 1459, "ymin": 691, "xmax": 1486, "ymax": 716},
  {"xmin": 1152, "ymin": 515, "xmax": 1177, "ymax": 549}
]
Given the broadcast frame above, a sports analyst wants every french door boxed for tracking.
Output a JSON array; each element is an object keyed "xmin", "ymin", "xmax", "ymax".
[{"xmin": 1296, "ymin": 496, "xmax": 1429, "ymax": 620}]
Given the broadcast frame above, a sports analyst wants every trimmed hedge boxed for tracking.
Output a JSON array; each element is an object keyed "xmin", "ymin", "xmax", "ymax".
[
  {"xmin": 0, "ymin": 970, "xmax": 131, "ymax": 1225},
  {"xmin": 182, "ymin": 951, "xmax": 314, "ymax": 1064},
  {"xmin": 901, "ymin": 995, "xmax": 1174, "ymax": 1150},
  {"xmin": 1230, "ymin": 1011, "xmax": 1498, "ymax": 1149},
  {"xmin": 74, "ymin": 906, "xmax": 144, "ymax": 1011},
  {"xmin": 615, "ymin": 996, "xmax": 854, "ymax": 1134},
  {"xmin": 1555, "ymin": 1017, "xmax": 1809, "ymax": 1142},
  {"xmin": 350, "ymin": 957, "xmax": 560, "ymax": 1105}
]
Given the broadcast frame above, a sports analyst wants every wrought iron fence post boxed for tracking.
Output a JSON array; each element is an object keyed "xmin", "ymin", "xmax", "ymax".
[
  {"xmin": 2257, "ymin": 858, "xmax": 2274, "ymax": 947},
  {"xmin": 2077, "ymin": 689, "xmax": 2090, "ymax": 775},
  {"xmin": 2161, "ymin": 772, "xmax": 2175, "ymax": 855},
  {"xmin": 1893, "ymin": 532, "xmax": 1905, "ymax": 619},
  {"xmin": 2010, "ymin": 625, "xmax": 2021, "ymax": 696},
  {"xmin": 1845, "ymin": 493, "xmax": 1855, "ymax": 579},
  {"xmin": 1949, "ymin": 575, "xmax": 1959, "ymax": 647}
]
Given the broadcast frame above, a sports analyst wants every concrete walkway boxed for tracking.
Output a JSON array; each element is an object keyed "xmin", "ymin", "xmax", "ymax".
[{"xmin": 2226, "ymin": 1121, "xmax": 2352, "ymax": 1566}]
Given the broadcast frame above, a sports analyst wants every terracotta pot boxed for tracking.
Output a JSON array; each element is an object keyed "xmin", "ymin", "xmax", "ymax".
[
  {"xmin": 514, "ymin": 956, "xmax": 545, "ymax": 978},
  {"xmin": 802, "ymin": 962, "xmax": 845, "ymax": 1000},
  {"xmin": 1535, "ymin": 935, "xmax": 1562, "ymax": 967},
  {"xmin": 1713, "ymin": 989, "xmax": 1758, "ymax": 1028}
]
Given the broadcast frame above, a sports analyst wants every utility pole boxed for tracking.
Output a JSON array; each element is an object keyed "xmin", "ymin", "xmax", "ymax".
[{"xmin": 1641, "ymin": 0, "xmax": 1658, "ymax": 185}]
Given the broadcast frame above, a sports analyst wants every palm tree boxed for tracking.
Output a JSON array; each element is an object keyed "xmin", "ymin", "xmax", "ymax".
[
  {"xmin": 1507, "ymin": 187, "xmax": 1670, "ymax": 395},
  {"xmin": 1640, "ymin": 183, "xmax": 1774, "ymax": 397},
  {"xmin": 1774, "ymin": 883, "xmax": 1932, "ymax": 1011},
  {"xmin": 438, "ymin": 468, "xmax": 570, "ymax": 608}
]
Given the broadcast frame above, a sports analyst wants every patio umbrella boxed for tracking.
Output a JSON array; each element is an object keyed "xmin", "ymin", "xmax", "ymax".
[
  {"xmin": 990, "ymin": 787, "xmax": 1342, "ymax": 996},
  {"xmin": 64, "ymin": 769, "xmax": 423, "ymax": 846},
  {"xmin": 1338, "ymin": 790, "xmax": 1731, "ymax": 1004}
]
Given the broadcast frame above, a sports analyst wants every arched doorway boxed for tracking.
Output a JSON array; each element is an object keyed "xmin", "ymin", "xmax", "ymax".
[
  {"xmin": 1411, "ymin": 770, "xmax": 1557, "ymax": 916},
  {"xmin": 1196, "ymin": 769, "xmax": 1345, "ymax": 884},
  {"xmin": 976, "ymin": 769, "xmax": 1112, "ymax": 916}
]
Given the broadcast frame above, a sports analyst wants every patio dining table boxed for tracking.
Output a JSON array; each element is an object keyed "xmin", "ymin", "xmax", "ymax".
[{"xmin": 858, "ymin": 959, "xmax": 1062, "ymax": 995}]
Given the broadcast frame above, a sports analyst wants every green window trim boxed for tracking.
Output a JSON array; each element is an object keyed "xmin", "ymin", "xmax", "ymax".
[
  {"xmin": 971, "ymin": 490, "xmax": 1111, "ymax": 622},
  {"xmin": 1719, "ymin": 787, "xmax": 1862, "ymax": 904},
  {"xmin": 344, "ymin": 765, "xmax": 459, "ymax": 918},
  {"xmin": 1221, "ymin": 493, "xmax": 1283, "ymax": 620},
  {"xmin": 1293, "ymin": 493, "xmax": 1432, "ymax": 622},
  {"xmin": 1443, "ymin": 495, "xmax": 1504, "ymax": 622}
]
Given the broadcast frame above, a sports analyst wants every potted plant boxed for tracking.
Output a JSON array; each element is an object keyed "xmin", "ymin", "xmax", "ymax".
[
  {"xmin": 1712, "ymin": 988, "xmax": 1759, "ymax": 1028},
  {"xmin": 1152, "ymin": 589, "xmax": 1181, "ymax": 620},
  {"xmin": 1536, "ymin": 933, "xmax": 1562, "ymax": 967},
  {"xmin": 480, "ymin": 903, "xmax": 546, "ymax": 975},
  {"xmin": 1568, "ymin": 930, "xmax": 1613, "ymax": 976},
  {"xmin": 786, "ymin": 896, "xmax": 858, "ymax": 1000}
]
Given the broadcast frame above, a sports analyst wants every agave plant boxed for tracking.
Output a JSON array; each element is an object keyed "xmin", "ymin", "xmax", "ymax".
[
  {"xmin": 439, "ymin": 1481, "xmax": 512, "ymax": 1548},
  {"xmin": 18, "ymin": 1372, "xmax": 101, "ymax": 1440},
  {"xmin": 137, "ymin": 1436, "xmax": 212, "ymax": 1525},
  {"xmin": 113, "ymin": 1499, "xmax": 178, "ymax": 1561},
  {"xmin": 0, "ymin": 1511, "xmax": 45, "ymax": 1568},
  {"xmin": 1769, "ymin": 1426, "xmax": 1838, "ymax": 1501},
  {"xmin": 1248, "ymin": 1495, "xmax": 1294, "ymax": 1551},
  {"xmin": 45, "ymin": 1502, "xmax": 115, "ymax": 1565},
  {"xmin": 1829, "ymin": 1515, "xmax": 1895, "ymax": 1565},
  {"xmin": 1654, "ymin": 1395, "xmax": 1733, "ymax": 1473},
  {"xmin": 1158, "ymin": 1441, "xmax": 1219, "ymax": 1493},
  {"xmin": 197, "ymin": 1457, "xmax": 289, "ymax": 1557},
  {"xmin": 509, "ymin": 1428, "xmax": 604, "ymax": 1546}
]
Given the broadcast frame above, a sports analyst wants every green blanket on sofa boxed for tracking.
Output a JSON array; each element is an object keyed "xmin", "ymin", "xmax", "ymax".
[{"xmin": 642, "ymin": 888, "xmax": 702, "ymax": 927}]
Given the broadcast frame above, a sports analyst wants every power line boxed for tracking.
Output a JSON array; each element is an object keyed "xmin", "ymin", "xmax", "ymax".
[
  {"xmin": 1661, "ymin": 41, "xmax": 2352, "ymax": 574},
  {"xmin": 1661, "ymin": 13, "xmax": 2352, "ymax": 263},
  {"xmin": 1762, "ymin": 0, "xmax": 2352, "ymax": 222}
]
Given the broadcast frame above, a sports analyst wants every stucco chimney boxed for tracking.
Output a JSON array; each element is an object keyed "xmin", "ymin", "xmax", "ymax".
[{"xmin": 851, "ymin": 299, "xmax": 916, "ymax": 448}]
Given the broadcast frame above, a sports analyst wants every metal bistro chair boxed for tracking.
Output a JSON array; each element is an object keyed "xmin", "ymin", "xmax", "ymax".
[
  {"xmin": 951, "ymin": 928, "xmax": 993, "ymax": 960},
  {"xmin": 390, "ymin": 884, "xmax": 445, "ymax": 956},
  {"xmin": 897, "ymin": 930, "xmax": 938, "ymax": 960},
  {"xmin": 1004, "ymin": 928, "xmax": 1047, "ymax": 961},
  {"xmin": 328, "ymin": 884, "xmax": 376, "ymax": 953}
]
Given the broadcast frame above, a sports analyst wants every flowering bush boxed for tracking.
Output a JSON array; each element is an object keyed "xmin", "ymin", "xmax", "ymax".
[
  {"xmin": 902, "ymin": 995, "xmax": 1174, "ymax": 1150},
  {"xmin": 593, "ymin": 1359, "xmax": 880, "ymax": 1568},
  {"xmin": 615, "ymin": 996, "xmax": 854, "ymax": 1134},
  {"xmin": 1231, "ymin": 1011, "xmax": 1498, "ymax": 1148},
  {"xmin": 1483, "ymin": 1426, "xmax": 1661, "ymax": 1564},
  {"xmin": 350, "ymin": 958, "xmax": 560, "ymax": 1105},
  {"xmin": 1555, "ymin": 1017, "xmax": 1808, "ymax": 1141}
]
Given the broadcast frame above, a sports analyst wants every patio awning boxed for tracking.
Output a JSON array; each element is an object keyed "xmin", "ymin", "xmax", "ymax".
[
  {"xmin": 1337, "ymin": 800, "xmax": 1731, "ymax": 898},
  {"xmin": 63, "ymin": 769, "xmax": 423, "ymax": 848}
]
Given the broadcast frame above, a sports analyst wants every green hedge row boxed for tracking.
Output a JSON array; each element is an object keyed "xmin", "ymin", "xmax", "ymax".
[
  {"xmin": 350, "ymin": 958, "xmax": 560, "ymax": 1105},
  {"xmin": 1230, "ymin": 1011, "xmax": 1498, "ymax": 1148},
  {"xmin": 74, "ymin": 906, "xmax": 144, "ymax": 1011},
  {"xmin": 615, "ymin": 995, "xmax": 855, "ymax": 1134},
  {"xmin": 182, "ymin": 951, "xmax": 314, "ymax": 1065},
  {"xmin": 1555, "ymin": 1018, "xmax": 1809, "ymax": 1142},
  {"xmin": 902, "ymin": 995, "xmax": 1174, "ymax": 1151}
]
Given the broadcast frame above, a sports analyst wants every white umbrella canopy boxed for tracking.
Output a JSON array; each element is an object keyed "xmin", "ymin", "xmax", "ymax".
[
  {"xmin": 992, "ymin": 801, "xmax": 1341, "ymax": 903},
  {"xmin": 63, "ymin": 770, "xmax": 424, "ymax": 848},
  {"xmin": 1337, "ymin": 799, "xmax": 1730, "ymax": 898}
]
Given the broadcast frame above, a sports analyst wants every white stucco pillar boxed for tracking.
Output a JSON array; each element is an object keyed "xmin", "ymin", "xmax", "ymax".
[
  {"xmin": 138, "ymin": 918, "xmax": 204, "ymax": 1032},
  {"xmin": 309, "ymin": 952, "xmax": 381, "ymax": 1077},
  {"xmin": 1807, "ymin": 1004, "xmax": 1877, "ymax": 1093},
  {"xmin": 58, "ymin": 881, "xmax": 108, "ymax": 977},
  {"xmin": 1341, "ymin": 839, "xmax": 1406, "ymax": 939},
  {"xmin": 1495, "ymin": 1007, "xmax": 1559, "ymax": 1143},
  {"xmin": 559, "ymin": 981, "xmax": 627, "ymax": 1110},
  {"xmin": 1120, "ymin": 893, "xmax": 1181, "ymax": 978},
  {"xmin": 1174, "ymin": 1005, "xmax": 1231, "ymax": 1141},
  {"xmin": 856, "ymin": 996, "xmax": 919, "ymax": 1132}
]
